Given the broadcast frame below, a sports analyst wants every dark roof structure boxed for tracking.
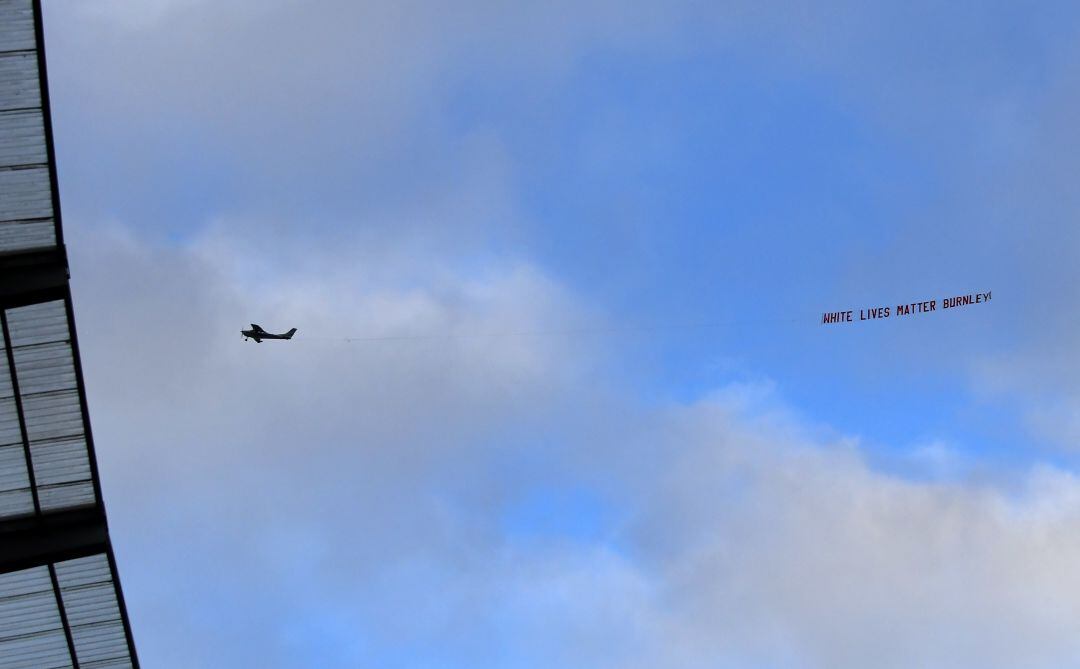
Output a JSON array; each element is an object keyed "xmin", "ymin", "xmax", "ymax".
[{"xmin": 0, "ymin": 1, "xmax": 140, "ymax": 666}]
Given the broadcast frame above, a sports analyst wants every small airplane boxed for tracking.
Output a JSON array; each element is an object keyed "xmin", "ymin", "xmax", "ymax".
[{"xmin": 241, "ymin": 324, "xmax": 297, "ymax": 343}]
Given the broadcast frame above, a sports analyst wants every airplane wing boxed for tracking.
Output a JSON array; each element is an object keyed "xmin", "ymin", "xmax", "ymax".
[{"xmin": 250, "ymin": 324, "xmax": 265, "ymax": 332}]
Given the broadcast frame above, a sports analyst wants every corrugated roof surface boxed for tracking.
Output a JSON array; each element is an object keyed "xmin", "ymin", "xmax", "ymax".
[
  {"xmin": 0, "ymin": 0, "xmax": 35, "ymax": 53},
  {"xmin": 1, "ymin": 4, "xmax": 139, "ymax": 666},
  {"xmin": 0, "ymin": 323, "xmax": 34, "ymax": 517},
  {"xmin": 0, "ymin": 52, "xmax": 39, "ymax": 109},
  {"xmin": 0, "ymin": 110, "xmax": 46, "ymax": 165},
  {"xmin": 0, "ymin": 0, "xmax": 55, "ymax": 252},
  {"xmin": 0, "ymin": 565, "xmax": 70, "ymax": 669},
  {"xmin": 55, "ymin": 555, "xmax": 134, "ymax": 668},
  {"xmin": 0, "ymin": 166, "xmax": 53, "ymax": 215},
  {"xmin": 0, "ymin": 554, "xmax": 136, "ymax": 669},
  {"xmin": 0, "ymin": 299, "xmax": 96, "ymax": 518}
]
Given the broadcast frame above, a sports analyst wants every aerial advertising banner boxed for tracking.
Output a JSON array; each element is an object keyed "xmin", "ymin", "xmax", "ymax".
[{"xmin": 821, "ymin": 291, "xmax": 991, "ymax": 324}]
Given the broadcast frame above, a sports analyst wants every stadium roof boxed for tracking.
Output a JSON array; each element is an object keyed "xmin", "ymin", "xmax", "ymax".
[{"xmin": 0, "ymin": 1, "xmax": 140, "ymax": 666}]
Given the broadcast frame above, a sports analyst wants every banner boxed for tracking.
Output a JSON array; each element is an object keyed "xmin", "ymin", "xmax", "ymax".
[{"xmin": 822, "ymin": 292, "xmax": 991, "ymax": 324}]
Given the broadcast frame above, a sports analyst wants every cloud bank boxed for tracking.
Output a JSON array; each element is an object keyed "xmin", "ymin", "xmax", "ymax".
[{"xmin": 64, "ymin": 227, "xmax": 1080, "ymax": 668}]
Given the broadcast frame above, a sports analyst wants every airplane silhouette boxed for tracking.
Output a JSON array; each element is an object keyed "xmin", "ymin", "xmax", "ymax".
[{"xmin": 241, "ymin": 324, "xmax": 297, "ymax": 343}]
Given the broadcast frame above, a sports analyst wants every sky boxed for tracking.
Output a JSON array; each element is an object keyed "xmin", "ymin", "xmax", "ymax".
[{"xmin": 35, "ymin": 1, "xmax": 1080, "ymax": 666}]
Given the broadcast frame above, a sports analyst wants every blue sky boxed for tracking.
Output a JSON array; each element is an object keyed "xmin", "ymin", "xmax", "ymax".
[{"xmin": 38, "ymin": 1, "xmax": 1080, "ymax": 667}]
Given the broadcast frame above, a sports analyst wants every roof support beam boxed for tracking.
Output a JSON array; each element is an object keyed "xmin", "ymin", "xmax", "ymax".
[
  {"xmin": 0, "ymin": 247, "xmax": 68, "ymax": 307},
  {"xmin": 0, "ymin": 506, "xmax": 107, "ymax": 574},
  {"xmin": 0, "ymin": 308, "xmax": 40, "ymax": 515},
  {"xmin": 48, "ymin": 561, "xmax": 80, "ymax": 669}
]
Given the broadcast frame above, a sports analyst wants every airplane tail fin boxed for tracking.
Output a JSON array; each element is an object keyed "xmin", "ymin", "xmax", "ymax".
[{"xmin": 284, "ymin": 328, "xmax": 297, "ymax": 339}]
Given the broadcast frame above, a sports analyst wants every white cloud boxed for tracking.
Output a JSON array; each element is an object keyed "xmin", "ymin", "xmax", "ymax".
[
  {"xmin": 67, "ymin": 221, "xmax": 612, "ymax": 665},
  {"xmin": 60, "ymin": 225, "xmax": 1080, "ymax": 667},
  {"xmin": 624, "ymin": 401, "xmax": 1080, "ymax": 668}
]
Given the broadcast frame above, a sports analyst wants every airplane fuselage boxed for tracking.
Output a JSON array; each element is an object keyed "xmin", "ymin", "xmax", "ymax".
[{"xmin": 242, "ymin": 325, "xmax": 297, "ymax": 343}]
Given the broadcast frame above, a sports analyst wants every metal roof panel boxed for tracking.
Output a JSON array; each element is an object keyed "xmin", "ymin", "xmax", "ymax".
[
  {"xmin": 0, "ymin": 51, "xmax": 39, "ymax": 112},
  {"xmin": 0, "ymin": 566, "xmax": 70, "ymax": 669},
  {"xmin": 0, "ymin": 110, "xmax": 45, "ymax": 167},
  {"xmin": 0, "ymin": 167, "xmax": 52, "ymax": 220},
  {"xmin": 0, "ymin": 4, "xmax": 139, "ymax": 665},
  {"xmin": 0, "ymin": 1, "xmax": 36, "ymax": 53},
  {"xmin": 56, "ymin": 555, "xmax": 134, "ymax": 667}
]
